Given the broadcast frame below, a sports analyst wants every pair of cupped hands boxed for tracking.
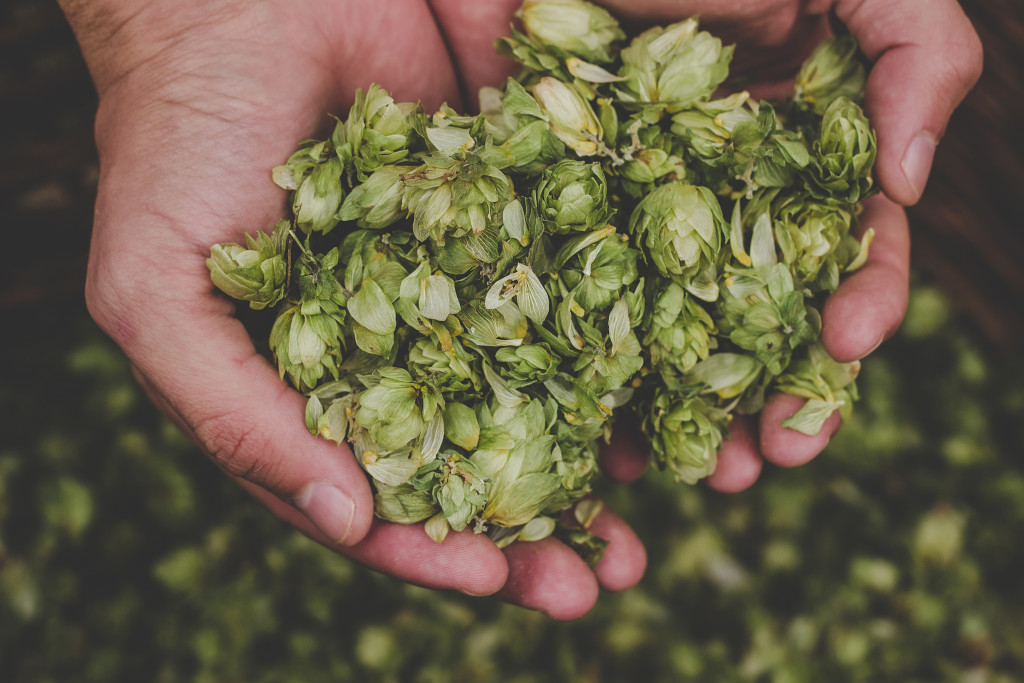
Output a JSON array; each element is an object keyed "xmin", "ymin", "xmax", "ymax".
[{"xmin": 60, "ymin": 0, "xmax": 981, "ymax": 619}]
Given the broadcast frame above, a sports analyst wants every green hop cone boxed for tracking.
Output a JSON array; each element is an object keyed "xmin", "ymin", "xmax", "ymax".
[
  {"xmin": 808, "ymin": 96, "xmax": 877, "ymax": 202},
  {"xmin": 793, "ymin": 35, "xmax": 867, "ymax": 115},
  {"xmin": 268, "ymin": 247, "xmax": 348, "ymax": 391},
  {"xmin": 269, "ymin": 303, "xmax": 345, "ymax": 392},
  {"xmin": 337, "ymin": 165, "xmax": 411, "ymax": 229},
  {"xmin": 670, "ymin": 92, "xmax": 757, "ymax": 171},
  {"xmin": 617, "ymin": 121, "xmax": 689, "ymax": 197},
  {"xmin": 532, "ymin": 77, "xmax": 604, "ymax": 156},
  {"xmin": 775, "ymin": 342, "xmax": 860, "ymax": 435},
  {"xmin": 272, "ymin": 140, "xmax": 348, "ymax": 234},
  {"xmin": 481, "ymin": 79, "xmax": 567, "ymax": 174},
  {"xmin": 296, "ymin": 245, "xmax": 348, "ymax": 308},
  {"xmin": 719, "ymin": 261, "xmax": 818, "ymax": 377},
  {"xmin": 645, "ymin": 387, "xmax": 729, "ymax": 484},
  {"xmin": 628, "ymin": 181, "xmax": 726, "ymax": 297},
  {"xmin": 355, "ymin": 367, "xmax": 443, "ymax": 455},
  {"xmin": 644, "ymin": 280, "xmax": 716, "ymax": 372},
  {"xmin": 772, "ymin": 194, "xmax": 860, "ymax": 293},
  {"xmin": 474, "ymin": 399, "xmax": 569, "ymax": 530},
  {"xmin": 616, "ymin": 18, "xmax": 733, "ymax": 116},
  {"xmin": 557, "ymin": 228, "xmax": 640, "ymax": 313},
  {"xmin": 206, "ymin": 229, "xmax": 287, "ymax": 309},
  {"xmin": 533, "ymin": 159, "xmax": 613, "ymax": 234},
  {"xmin": 408, "ymin": 336, "xmax": 480, "ymax": 395},
  {"xmin": 519, "ymin": 0, "xmax": 625, "ymax": 64},
  {"xmin": 402, "ymin": 150, "xmax": 515, "ymax": 244},
  {"xmin": 273, "ymin": 142, "xmax": 346, "ymax": 234},
  {"xmin": 339, "ymin": 84, "xmax": 414, "ymax": 179},
  {"xmin": 495, "ymin": 343, "xmax": 560, "ymax": 389},
  {"xmin": 433, "ymin": 452, "xmax": 489, "ymax": 533}
]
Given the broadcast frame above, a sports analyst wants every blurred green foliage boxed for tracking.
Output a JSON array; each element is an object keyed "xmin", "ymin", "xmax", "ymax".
[{"xmin": 1, "ymin": 279, "xmax": 1023, "ymax": 682}]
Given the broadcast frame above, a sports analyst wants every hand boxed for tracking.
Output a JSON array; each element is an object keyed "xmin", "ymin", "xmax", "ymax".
[
  {"xmin": 428, "ymin": 0, "xmax": 978, "ymax": 492},
  {"xmin": 60, "ymin": 0, "xmax": 644, "ymax": 621}
]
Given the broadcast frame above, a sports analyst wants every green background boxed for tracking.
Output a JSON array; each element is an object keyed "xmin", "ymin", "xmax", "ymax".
[{"xmin": 2, "ymin": 1, "xmax": 1023, "ymax": 681}]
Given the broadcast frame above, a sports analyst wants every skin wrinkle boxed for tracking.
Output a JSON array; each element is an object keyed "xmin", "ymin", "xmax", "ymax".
[{"xmin": 190, "ymin": 393, "xmax": 286, "ymax": 484}]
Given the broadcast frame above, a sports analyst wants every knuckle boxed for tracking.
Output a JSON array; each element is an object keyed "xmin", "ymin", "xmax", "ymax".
[
  {"xmin": 958, "ymin": 29, "xmax": 985, "ymax": 89},
  {"xmin": 84, "ymin": 251, "xmax": 147, "ymax": 348},
  {"xmin": 191, "ymin": 409, "xmax": 276, "ymax": 484}
]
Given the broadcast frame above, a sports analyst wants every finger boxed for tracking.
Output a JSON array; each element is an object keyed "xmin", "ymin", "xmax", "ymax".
[
  {"xmin": 242, "ymin": 481, "xmax": 510, "ymax": 596},
  {"xmin": 427, "ymin": 0, "xmax": 522, "ymax": 107},
  {"xmin": 88, "ymin": 263, "xmax": 375, "ymax": 548},
  {"xmin": 821, "ymin": 193, "xmax": 910, "ymax": 363},
  {"xmin": 600, "ymin": 417, "xmax": 650, "ymax": 484},
  {"xmin": 835, "ymin": 0, "xmax": 983, "ymax": 205},
  {"xmin": 586, "ymin": 505, "xmax": 647, "ymax": 592},
  {"xmin": 344, "ymin": 522, "xmax": 510, "ymax": 596},
  {"xmin": 758, "ymin": 392, "xmax": 842, "ymax": 468},
  {"xmin": 499, "ymin": 537, "xmax": 600, "ymax": 620},
  {"xmin": 706, "ymin": 416, "xmax": 762, "ymax": 493}
]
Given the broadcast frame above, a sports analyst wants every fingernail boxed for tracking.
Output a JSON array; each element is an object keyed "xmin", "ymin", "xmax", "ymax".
[
  {"xmin": 296, "ymin": 483, "xmax": 356, "ymax": 545},
  {"xmin": 901, "ymin": 132, "xmax": 938, "ymax": 202}
]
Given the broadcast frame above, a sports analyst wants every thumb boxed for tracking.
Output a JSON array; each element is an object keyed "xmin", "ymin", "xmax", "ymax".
[
  {"xmin": 835, "ymin": 0, "xmax": 983, "ymax": 205},
  {"xmin": 90, "ymin": 275, "xmax": 375, "ymax": 547}
]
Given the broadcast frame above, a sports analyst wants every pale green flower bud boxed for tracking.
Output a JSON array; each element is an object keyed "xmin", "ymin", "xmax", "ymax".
[
  {"xmin": 575, "ymin": 297, "xmax": 644, "ymax": 397},
  {"xmin": 418, "ymin": 273, "xmax": 461, "ymax": 322},
  {"xmin": 616, "ymin": 19, "xmax": 732, "ymax": 114},
  {"xmin": 718, "ymin": 262, "xmax": 817, "ymax": 376},
  {"xmin": 645, "ymin": 388, "xmax": 729, "ymax": 484},
  {"xmin": 337, "ymin": 165, "xmax": 411, "ymax": 229},
  {"xmin": 532, "ymin": 77, "xmax": 603, "ymax": 156},
  {"xmin": 442, "ymin": 402, "xmax": 480, "ymax": 451},
  {"xmin": 558, "ymin": 230, "xmax": 639, "ymax": 313},
  {"xmin": 809, "ymin": 96, "xmax": 876, "ymax": 202},
  {"xmin": 533, "ymin": 159, "xmax": 613, "ymax": 233},
  {"xmin": 373, "ymin": 482, "xmax": 436, "ymax": 525},
  {"xmin": 520, "ymin": 0, "xmax": 625, "ymax": 64},
  {"xmin": 341, "ymin": 84, "xmax": 413, "ymax": 178},
  {"xmin": 433, "ymin": 452, "xmax": 488, "ymax": 531},
  {"xmin": 772, "ymin": 196, "xmax": 858, "ymax": 293},
  {"xmin": 206, "ymin": 230, "xmax": 286, "ymax": 309},
  {"xmin": 355, "ymin": 368, "xmax": 436, "ymax": 452},
  {"xmin": 269, "ymin": 304, "xmax": 344, "ymax": 392},
  {"xmin": 775, "ymin": 343, "xmax": 860, "ymax": 435},
  {"xmin": 483, "ymin": 79, "xmax": 567, "ymax": 173},
  {"xmin": 670, "ymin": 92, "xmax": 757, "ymax": 167},
  {"xmin": 459, "ymin": 300, "xmax": 529, "ymax": 347},
  {"xmin": 793, "ymin": 35, "xmax": 867, "ymax": 115},
  {"xmin": 495, "ymin": 343, "xmax": 560, "ymax": 389},
  {"xmin": 292, "ymin": 155, "xmax": 345, "ymax": 234},
  {"xmin": 295, "ymin": 247, "xmax": 346, "ymax": 309},
  {"xmin": 644, "ymin": 281, "xmax": 716, "ymax": 372},
  {"xmin": 628, "ymin": 182, "xmax": 726, "ymax": 291},
  {"xmin": 478, "ymin": 436, "xmax": 566, "ymax": 528},
  {"xmin": 347, "ymin": 277, "xmax": 397, "ymax": 357},
  {"xmin": 682, "ymin": 352, "xmax": 764, "ymax": 401},
  {"xmin": 402, "ymin": 152, "xmax": 514, "ymax": 244},
  {"xmin": 408, "ymin": 336, "xmax": 480, "ymax": 395}
]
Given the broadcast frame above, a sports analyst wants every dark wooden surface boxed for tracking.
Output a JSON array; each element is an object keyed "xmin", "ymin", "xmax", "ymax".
[{"xmin": 1, "ymin": 0, "xmax": 1021, "ymax": 350}]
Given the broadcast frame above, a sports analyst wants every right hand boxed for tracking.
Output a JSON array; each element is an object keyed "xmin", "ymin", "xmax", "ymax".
[{"xmin": 428, "ymin": 0, "xmax": 980, "ymax": 491}]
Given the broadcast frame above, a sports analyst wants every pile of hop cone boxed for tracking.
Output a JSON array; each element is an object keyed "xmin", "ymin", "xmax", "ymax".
[{"xmin": 207, "ymin": 0, "xmax": 876, "ymax": 559}]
